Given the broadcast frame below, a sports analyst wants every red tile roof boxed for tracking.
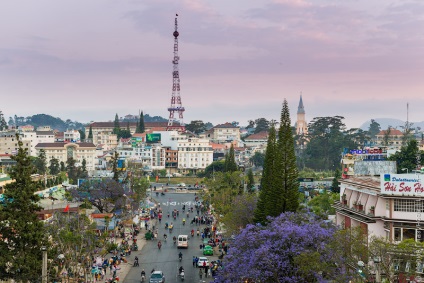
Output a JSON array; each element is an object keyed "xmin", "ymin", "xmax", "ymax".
[
  {"xmin": 210, "ymin": 143, "xmax": 226, "ymax": 150},
  {"xmin": 214, "ymin": 122, "xmax": 238, "ymax": 129},
  {"xmin": 377, "ymin": 129, "xmax": 403, "ymax": 136},
  {"xmin": 35, "ymin": 142, "xmax": 96, "ymax": 148},
  {"xmin": 245, "ymin": 131, "xmax": 269, "ymax": 140}
]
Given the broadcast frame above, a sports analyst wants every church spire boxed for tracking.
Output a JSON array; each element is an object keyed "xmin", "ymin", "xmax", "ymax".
[{"xmin": 297, "ymin": 94, "xmax": 305, "ymax": 114}]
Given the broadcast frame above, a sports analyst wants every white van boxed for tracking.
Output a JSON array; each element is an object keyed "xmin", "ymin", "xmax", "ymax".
[{"xmin": 177, "ymin": 235, "xmax": 188, "ymax": 248}]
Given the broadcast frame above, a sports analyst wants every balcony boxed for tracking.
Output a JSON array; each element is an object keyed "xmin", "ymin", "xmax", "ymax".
[{"xmin": 333, "ymin": 201, "xmax": 377, "ymax": 223}]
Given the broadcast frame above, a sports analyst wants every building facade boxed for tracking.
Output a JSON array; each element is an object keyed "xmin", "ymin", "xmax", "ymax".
[{"xmin": 177, "ymin": 138, "xmax": 213, "ymax": 173}]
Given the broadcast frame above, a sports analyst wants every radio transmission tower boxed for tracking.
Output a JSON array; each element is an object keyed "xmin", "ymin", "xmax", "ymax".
[{"xmin": 166, "ymin": 14, "xmax": 186, "ymax": 132}]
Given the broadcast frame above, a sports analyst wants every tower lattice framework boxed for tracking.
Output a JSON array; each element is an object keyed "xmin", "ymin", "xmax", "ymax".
[{"xmin": 166, "ymin": 14, "xmax": 186, "ymax": 132}]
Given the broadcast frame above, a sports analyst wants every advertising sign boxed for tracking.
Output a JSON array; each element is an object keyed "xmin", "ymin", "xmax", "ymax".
[
  {"xmin": 381, "ymin": 174, "xmax": 424, "ymax": 195},
  {"xmin": 146, "ymin": 133, "xmax": 161, "ymax": 143}
]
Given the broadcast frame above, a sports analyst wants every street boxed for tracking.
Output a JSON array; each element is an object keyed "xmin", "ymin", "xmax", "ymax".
[{"xmin": 124, "ymin": 192, "xmax": 216, "ymax": 283}]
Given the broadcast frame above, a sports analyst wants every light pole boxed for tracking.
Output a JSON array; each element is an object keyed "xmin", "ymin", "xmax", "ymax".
[
  {"xmin": 373, "ymin": 256, "xmax": 381, "ymax": 283},
  {"xmin": 402, "ymin": 168, "xmax": 409, "ymax": 174},
  {"xmin": 41, "ymin": 246, "xmax": 48, "ymax": 283}
]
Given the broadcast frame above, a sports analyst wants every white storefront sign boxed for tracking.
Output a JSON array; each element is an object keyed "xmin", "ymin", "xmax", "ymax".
[{"xmin": 381, "ymin": 173, "xmax": 424, "ymax": 195}]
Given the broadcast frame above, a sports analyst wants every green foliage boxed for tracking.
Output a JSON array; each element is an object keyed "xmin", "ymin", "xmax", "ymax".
[
  {"xmin": 185, "ymin": 120, "xmax": 207, "ymax": 134},
  {"xmin": 113, "ymin": 113, "xmax": 120, "ymax": 135},
  {"xmin": 368, "ymin": 119, "xmax": 381, "ymax": 139},
  {"xmin": 11, "ymin": 113, "xmax": 84, "ymax": 131},
  {"xmin": 88, "ymin": 125, "xmax": 93, "ymax": 139},
  {"xmin": 60, "ymin": 161, "xmax": 66, "ymax": 172},
  {"xmin": 253, "ymin": 118, "xmax": 270, "ymax": 134},
  {"xmin": 202, "ymin": 160, "xmax": 225, "ymax": 178},
  {"xmin": 139, "ymin": 111, "xmax": 145, "ymax": 133},
  {"xmin": 0, "ymin": 134, "xmax": 46, "ymax": 282},
  {"xmin": 49, "ymin": 157, "xmax": 60, "ymax": 175},
  {"xmin": 78, "ymin": 129, "xmax": 86, "ymax": 141},
  {"xmin": 331, "ymin": 169, "xmax": 341, "ymax": 193},
  {"xmin": 66, "ymin": 157, "xmax": 79, "ymax": 185},
  {"xmin": 298, "ymin": 168, "xmax": 334, "ymax": 178},
  {"xmin": 0, "ymin": 110, "xmax": 7, "ymax": 131},
  {"xmin": 308, "ymin": 191, "xmax": 339, "ymax": 217},
  {"xmin": 246, "ymin": 168, "xmax": 255, "ymax": 192},
  {"xmin": 221, "ymin": 193, "xmax": 257, "ymax": 236},
  {"xmin": 110, "ymin": 151, "xmax": 121, "ymax": 182},
  {"xmin": 33, "ymin": 149, "xmax": 47, "ymax": 176},
  {"xmin": 249, "ymin": 151, "xmax": 265, "ymax": 167},
  {"xmin": 389, "ymin": 139, "xmax": 424, "ymax": 173},
  {"xmin": 224, "ymin": 144, "xmax": 238, "ymax": 173}
]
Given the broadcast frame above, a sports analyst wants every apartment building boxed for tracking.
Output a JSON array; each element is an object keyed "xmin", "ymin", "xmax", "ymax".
[
  {"xmin": 0, "ymin": 131, "xmax": 31, "ymax": 155},
  {"xmin": 177, "ymin": 138, "xmax": 213, "ymax": 173},
  {"xmin": 35, "ymin": 142, "xmax": 97, "ymax": 171}
]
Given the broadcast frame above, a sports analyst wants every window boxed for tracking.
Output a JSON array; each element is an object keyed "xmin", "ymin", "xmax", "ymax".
[{"xmin": 394, "ymin": 199, "xmax": 424, "ymax": 212}]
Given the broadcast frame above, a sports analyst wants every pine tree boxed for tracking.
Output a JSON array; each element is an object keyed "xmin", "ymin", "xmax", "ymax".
[
  {"xmin": 276, "ymin": 99, "xmax": 299, "ymax": 213},
  {"xmin": 139, "ymin": 111, "xmax": 145, "ymax": 133},
  {"xmin": 0, "ymin": 110, "xmax": 8, "ymax": 131},
  {"xmin": 254, "ymin": 125, "xmax": 277, "ymax": 224},
  {"xmin": 247, "ymin": 168, "xmax": 255, "ymax": 192},
  {"xmin": 60, "ymin": 161, "xmax": 66, "ymax": 172},
  {"xmin": 224, "ymin": 144, "xmax": 238, "ymax": 173},
  {"xmin": 0, "ymin": 135, "xmax": 45, "ymax": 281},
  {"xmin": 88, "ymin": 125, "xmax": 93, "ymax": 140},
  {"xmin": 113, "ymin": 113, "xmax": 120, "ymax": 135},
  {"xmin": 135, "ymin": 120, "xmax": 140, "ymax": 134},
  {"xmin": 111, "ymin": 151, "xmax": 120, "ymax": 182}
]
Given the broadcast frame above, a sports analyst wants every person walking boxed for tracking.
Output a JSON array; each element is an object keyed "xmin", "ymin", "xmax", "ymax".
[{"xmin": 192, "ymin": 256, "xmax": 196, "ymax": 267}]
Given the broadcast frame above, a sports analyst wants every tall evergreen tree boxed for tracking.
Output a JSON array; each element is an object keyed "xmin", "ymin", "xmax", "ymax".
[
  {"xmin": 135, "ymin": 120, "xmax": 140, "ymax": 134},
  {"xmin": 60, "ymin": 161, "xmax": 66, "ymax": 172},
  {"xmin": 49, "ymin": 157, "xmax": 60, "ymax": 175},
  {"xmin": 111, "ymin": 151, "xmax": 120, "ymax": 182},
  {"xmin": 276, "ymin": 99, "xmax": 299, "ymax": 213},
  {"xmin": 139, "ymin": 111, "xmax": 145, "ymax": 133},
  {"xmin": 0, "ymin": 110, "xmax": 8, "ymax": 131},
  {"xmin": 33, "ymin": 149, "xmax": 47, "ymax": 176},
  {"xmin": 88, "ymin": 125, "xmax": 93, "ymax": 140},
  {"xmin": 254, "ymin": 125, "xmax": 277, "ymax": 224},
  {"xmin": 66, "ymin": 157, "xmax": 78, "ymax": 184},
  {"xmin": 113, "ymin": 113, "xmax": 120, "ymax": 135},
  {"xmin": 247, "ymin": 168, "xmax": 255, "ymax": 192},
  {"xmin": 224, "ymin": 144, "xmax": 238, "ymax": 173},
  {"xmin": 0, "ymin": 135, "xmax": 45, "ymax": 281}
]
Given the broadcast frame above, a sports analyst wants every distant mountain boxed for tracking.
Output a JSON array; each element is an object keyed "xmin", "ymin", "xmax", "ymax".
[
  {"xmin": 9, "ymin": 114, "xmax": 85, "ymax": 132},
  {"xmin": 360, "ymin": 118, "xmax": 424, "ymax": 131}
]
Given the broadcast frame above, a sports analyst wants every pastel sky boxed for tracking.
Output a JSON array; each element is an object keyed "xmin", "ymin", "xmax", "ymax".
[{"xmin": 1, "ymin": 0, "xmax": 423, "ymax": 128}]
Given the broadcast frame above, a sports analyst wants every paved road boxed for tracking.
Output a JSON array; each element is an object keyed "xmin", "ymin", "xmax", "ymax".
[{"xmin": 125, "ymin": 192, "xmax": 214, "ymax": 283}]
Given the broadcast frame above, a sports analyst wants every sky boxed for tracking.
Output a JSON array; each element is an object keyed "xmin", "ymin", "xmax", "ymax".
[{"xmin": 0, "ymin": 0, "xmax": 423, "ymax": 128}]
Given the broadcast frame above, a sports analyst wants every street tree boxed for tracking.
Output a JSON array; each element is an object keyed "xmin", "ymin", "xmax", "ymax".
[
  {"xmin": 49, "ymin": 157, "xmax": 60, "ymax": 175},
  {"xmin": 224, "ymin": 144, "xmax": 238, "ymax": 173},
  {"xmin": 382, "ymin": 126, "xmax": 392, "ymax": 146},
  {"xmin": 110, "ymin": 151, "xmax": 121, "ymax": 182},
  {"xmin": 70, "ymin": 179, "xmax": 126, "ymax": 213},
  {"xmin": 79, "ymin": 158, "xmax": 88, "ymax": 179},
  {"xmin": 202, "ymin": 160, "xmax": 225, "ymax": 178},
  {"xmin": 33, "ymin": 148, "xmax": 47, "ymax": 176},
  {"xmin": 0, "ymin": 135, "xmax": 46, "ymax": 282},
  {"xmin": 66, "ymin": 157, "xmax": 79, "ymax": 184}
]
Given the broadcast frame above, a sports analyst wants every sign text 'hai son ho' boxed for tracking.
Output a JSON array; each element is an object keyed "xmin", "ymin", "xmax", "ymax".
[{"xmin": 381, "ymin": 174, "xmax": 424, "ymax": 196}]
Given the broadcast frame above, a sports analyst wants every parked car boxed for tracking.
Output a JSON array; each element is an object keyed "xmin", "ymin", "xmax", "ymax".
[
  {"xmin": 203, "ymin": 245, "xmax": 213, "ymax": 256},
  {"xmin": 197, "ymin": 256, "xmax": 209, "ymax": 268},
  {"xmin": 149, "ymin": 271, "xmax": 165, "ymax": 283},
  {"xmin": 178, "ymin": 183, "xmax": 186, "ymax": 187}
]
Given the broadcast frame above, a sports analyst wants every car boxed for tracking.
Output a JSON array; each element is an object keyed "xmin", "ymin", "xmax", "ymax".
[
  {"xmin": 203, "ymin": 245, "xmax": 214, "ymax": 256},
  {"xmin": 149, "ymin": 271, "xmax": 165, "ymax": 283},
  {"xmin": 178, "ymin": 183, "xmax": 186, "ymax": 187},
  {"xmin": 197, "ymin": 256, "xmax": 209, "ymax": 268}
]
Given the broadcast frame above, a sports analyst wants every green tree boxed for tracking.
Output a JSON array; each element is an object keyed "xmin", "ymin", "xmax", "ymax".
[
  {"xmin": 0, "ymin": 135, "xmax": 45, "ymax": 282},
  {"xmin": 185, "ymin": 120, "xmax": 207, "ymax": 134},
  {"xmin": 368, "ymin": 119, "xmax": 381, "ymax": 139},
  {"xmin": 276, "ymin": 99, "xmax": 299, "ymax": 213},
  {"xmin": 66, "ymin": 157, "xmax": 79, "ymax": 184},
  {"xmin": 78, "ymin": 129, "xmax": 86, "ymax": 142},
  {"xmin": 33, "ymin": 149, "xmax": 47, "ymax": 176},
  {"xmin": 308, "ymin": 191, "xmax": 339, "ymax": 217},
  {"xmin": 249, "ymin": 151, "xmax": 265, "ymax": 167},
  {"xmin": 139, "ymin": 111, "xmax": 145, "ymax": 133},
  {"xmin": 79, "ymin": 158, "xmax": 88, "ymax": 179},
  {"xmin": 389, "ymin": 139, "xmax": 424, "ymax": 173},
  {"xmin": 113, "ymin": 113, "xmax": 120, "ymax": 135},
  {"xmin": 202, "ymin": 160, "xmax": 225, "ymax": 178},
  {"xmin": 110, "ymin": 151, "xmax": 120, "ymax": 182},
  {"xmin": 221, "ymin": 193, "xmax": 257, "ymax": 236},
  {"xmin": 246, "ymin": 168, "xmax": 255, "ymax": 192},
  {"xmin": 382, "ymin": 126, "xmax": 392, "ymax": 146},
  {"xmin": 254, "ymin": 124, "xmax": 277, "ymax": 224},
  {"xmin": 49, "ymin": 157, "xmax": 60, "ymax": 175},
  {"xmin": 0, "ymin": 110, "xmax": 8, "ymax": 131},
  {"xmin": 87, "ymin": 125, "xmax": 93, "ymax": 140},
  {"xmin": 331, "ymin": 168, "xmax": 341, "ymax": 193},
  {"xmin": 254, "ymin": 118, "xmax": 270, "ymax": 134},
  {"xmin": 60, "ymin": 161, "xmax": 66, "ymax": 172},
  {"xmin": 224, "ymin": 144, "xmax": 238, "ymax": 173}
]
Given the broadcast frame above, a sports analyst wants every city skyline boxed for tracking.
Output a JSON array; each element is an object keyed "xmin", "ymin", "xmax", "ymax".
[{"xmin": 1, "ymin": 0, "xmax": 423, "ymax": 128}]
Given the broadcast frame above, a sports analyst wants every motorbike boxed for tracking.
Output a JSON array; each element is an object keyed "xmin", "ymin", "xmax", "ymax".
[
  {"xmin": 161, "ymin": 192, "xmax": 165, "ymax": 196},
  {"xmin": 158, "ymin": 242, "xmax": 162, "ymax": 250},
  {"xmin": 182, "ymin": 220, "xmax": 185, "ymax": 226},
  {"xmin": 179, "ymin": 270, "xmax": 185, "ymax": 281},
  {"xmin": 141, "ymin": 274, "xmax": 145, "ymax": 282}
]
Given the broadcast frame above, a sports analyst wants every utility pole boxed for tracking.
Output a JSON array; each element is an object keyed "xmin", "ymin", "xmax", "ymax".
[{"xmin": 41, "ymin": 246, "xmax": 47, "ymax": 283}]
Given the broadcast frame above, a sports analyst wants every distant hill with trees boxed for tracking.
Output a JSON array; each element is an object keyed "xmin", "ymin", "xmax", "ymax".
[{"xmin": 360, "ymin": 118, "xmax": 424, "ymax": 131}]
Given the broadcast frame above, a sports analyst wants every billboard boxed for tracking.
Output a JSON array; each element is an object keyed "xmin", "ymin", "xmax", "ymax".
[
  {"xmin": 146, "ymin": 133, "xmax": 161, "ymax": 143},
  {"xmin": 381, "ymin": 174, "xmax": 424, "ymax": 196},
  {"xmin": 131, "ymin": 137, "xmax": 143, "ymax": 148}
]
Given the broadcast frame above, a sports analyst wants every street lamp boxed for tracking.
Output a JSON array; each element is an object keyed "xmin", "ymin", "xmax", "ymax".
[
  {"xmin": 402, "ymin": 168, "xmax": 409, "ymax": 174},
  {"xmin": 373, "ymin": 256, "xmax": 381, "ymax": 283}
]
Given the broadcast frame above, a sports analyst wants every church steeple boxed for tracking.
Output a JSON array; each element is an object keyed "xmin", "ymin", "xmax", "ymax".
[
  {"xmin": 296, "ymin": 94, "xmax": 307, "ymax": 135},
  {"xmin": 297, "ymin": 95, "xmax": 305, "ymax": 114}
]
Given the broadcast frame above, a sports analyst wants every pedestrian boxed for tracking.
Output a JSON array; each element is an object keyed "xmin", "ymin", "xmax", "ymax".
[
  {"xmin": 195, "ymin": 256, "xmax": 199, "ymax": 267},
  {"xmin": 193, "ymin": 256, "xmax": 196, "ymax": 267}
]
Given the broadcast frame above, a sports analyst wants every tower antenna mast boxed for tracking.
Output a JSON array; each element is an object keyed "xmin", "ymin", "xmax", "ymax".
[{"xmin": 166, "ymin": 14, "xmax": 186, "ymax": 132}]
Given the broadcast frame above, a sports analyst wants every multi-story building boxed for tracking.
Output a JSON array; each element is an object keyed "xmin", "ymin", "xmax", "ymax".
[
  {"xmin": 164, "ymin": 146, "xmax": 178, "ymax": 174},
  {"xmin": 205, "ymin": 123, "xmax": 240, "ymax": 144},
  {"xmin": 244, "ymin": 131, "xmax": 268, "ymax": 148},
  {"xmin": 177, "ymin": 138, "xmax": 213, "ymax": 174},
  {"xmin": 35, "ymin": 142, "xmax": 97, "ymax": 171},
  {"xmin": 64, "ymin": 129, "xmax": 81, "ymax": 143},
  {"xmin": 374, "ymin": 128, "xmax": 404, "ymax": 149},
  {"xmin": 0, "ymin": 131, "xmax": 31, "ymax": 155}
]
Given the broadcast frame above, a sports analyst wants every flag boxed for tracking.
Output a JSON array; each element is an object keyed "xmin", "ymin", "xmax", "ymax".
[{"xmin": 63, "ymin": 204, "xmax": 70, "ymax": 213}]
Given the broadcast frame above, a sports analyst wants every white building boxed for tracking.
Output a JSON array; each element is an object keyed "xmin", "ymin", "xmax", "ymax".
[
  {"xmin": 335, "ymin": 173, "xmax": 424, "ymax": 243},
  {"xmin": 177, "ymin": 137, "xmax": 213, "ymax": 173},
  {"xmin": 64, "ymin": 129, "xmax": 81, "ymax": 143},
  {"xmin": 35, "ymin": 142, "xmax": 97, "ymax": 171}
]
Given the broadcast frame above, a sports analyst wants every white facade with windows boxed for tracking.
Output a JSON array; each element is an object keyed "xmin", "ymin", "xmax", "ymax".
[
  {"xmin": 177, "ymin": 138, "xmax": 213, "ymax": 171},
  {"xmin": 335, "ymin": 174, "xmax": 424, "ymax": 243},
  {"xmin": 35, "ymin": 142, "xmax": 97, "ymax": 171}
]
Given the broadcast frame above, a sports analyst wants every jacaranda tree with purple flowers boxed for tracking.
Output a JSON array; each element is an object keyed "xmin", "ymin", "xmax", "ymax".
[{"xmin": 217, "ymin": 212, "xmax": 350, "ymax": 283}]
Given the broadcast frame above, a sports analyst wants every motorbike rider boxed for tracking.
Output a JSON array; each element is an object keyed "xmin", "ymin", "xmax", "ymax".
[
  {"xmin": 164, "ymin": 233, "xmax": 167, "ymax": 241},
  {"xmin": 141, "ymin": 269, "xmax": 146, "ymax": 278},
  {"xmin": 182, "ymin": 218, "xmax": 186, "ymax": 225},
  {"xmin": 178, "ymin": 251, "xmax": 183, "ymax": 261},
  {"xmin": 158, "ymin": 240, "xmax": 162, "ymax": 249},
  {"xmin": 173, "ymin": 236, "xmax": 177, "ymax": 244},
  {"xmin": 179, "ymin": 266, "xmax": 184, "ymax": 275},
  {"xmin": 191, "ymin": 229, "xmax": 194, "ymax": 237}
]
